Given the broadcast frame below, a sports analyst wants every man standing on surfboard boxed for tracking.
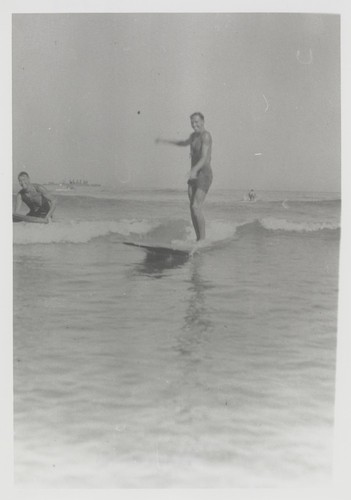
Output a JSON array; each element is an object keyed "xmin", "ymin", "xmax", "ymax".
[
  {"xmin": 15, "ymin": 171, "xmax": 57, "ymax": 221},
  {"xmin": 156, "ymin": 112, "xmax": 213, "ymax": 241}
]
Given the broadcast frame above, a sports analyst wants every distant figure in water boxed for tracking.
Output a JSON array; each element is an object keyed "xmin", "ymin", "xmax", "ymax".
[
  {"xmin": 15, "ymin": 171, "xmax": 56, "ymax": 221},
  {"xmin": 155, "ymin": 112, "xmax": 213, "ymax": 241},
  {"xmin": 248, "ymin": 189, "xmax": 256, "ymax": 201}
]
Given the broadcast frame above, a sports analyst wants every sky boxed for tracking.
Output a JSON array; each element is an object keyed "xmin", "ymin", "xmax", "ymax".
[{"xmin": 11, "ymin": 12, "xmax": 341, "ymax": 192}]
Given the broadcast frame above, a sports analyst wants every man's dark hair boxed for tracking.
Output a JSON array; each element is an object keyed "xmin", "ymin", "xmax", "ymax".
[
  {"xmin": 18, "ymin": 171, "xmax": 29, "ymax": 179},
  {"xmin": 190, "ymin": 112, "xmax": 205, "ymax": 121}
]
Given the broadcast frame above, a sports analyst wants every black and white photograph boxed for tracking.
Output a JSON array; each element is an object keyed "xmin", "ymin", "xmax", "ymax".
[{"xmin": 1, "ymin": 0, "xmax": 351, "ymax": 496}]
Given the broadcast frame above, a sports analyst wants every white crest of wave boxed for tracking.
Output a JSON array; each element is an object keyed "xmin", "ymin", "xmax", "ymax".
[
  {"xmin": 13, "ymin": 219, "xmax": 154, "ymax": 245},
  {"xmin": 261, "ymin": 217, "xmax": 340, "ymax": 232},
  {"xmin": 206, "ymin": 220, "xmax": 239, "ymax": 241},
  {"xmin": 170, "ymin": 220, "xmax": 238, "ymax": 250}
]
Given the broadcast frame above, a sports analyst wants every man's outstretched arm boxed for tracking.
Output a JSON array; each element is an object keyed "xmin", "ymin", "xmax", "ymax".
[{"xmin": 155, "ymin": 136, "xmax": 191, "ymax": 147}]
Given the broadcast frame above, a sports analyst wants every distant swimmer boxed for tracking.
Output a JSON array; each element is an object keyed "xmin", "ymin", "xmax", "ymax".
[
  {"xmin": 155, "ymin": 112, "xmax": 213, "ymax": 241},
  {"xmin": 248, "ymin": 189, "xmax": 256, "ymax": 201},
  {"xmin": 15, "ymin": 171, "xmax": 57, "ymax": 221}
]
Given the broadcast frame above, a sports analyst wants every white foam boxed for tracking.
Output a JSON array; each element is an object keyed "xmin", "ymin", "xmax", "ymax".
[
  {"xmin": 170, "ymin": 220, "xmax": 238, "ymax": 250},
  {"xmin": 260, "ymin": 217, "xmax": 340, "ymax": 233},
  {"xmin": 206, "ymin": 220, "xmax": 239, "ymax": 242},
  {"xmin": 13, "ymin": 219, "xmax": 154, "ymax": 245}
]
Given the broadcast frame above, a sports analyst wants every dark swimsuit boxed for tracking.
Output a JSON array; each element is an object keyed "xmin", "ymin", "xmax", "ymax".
[
  {"xmin": 187, "ymin": 165, "xmax": 213, "ymax": 193},
  {"xmin": 20, "ymin": 184, "xmax": 51, "ymax": 217}
]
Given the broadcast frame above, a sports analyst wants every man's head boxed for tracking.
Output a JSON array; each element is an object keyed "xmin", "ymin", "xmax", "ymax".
[
  {"xmin": 190, "ymin": 112, "xmax": 205, "ymax": 132},
  {"xmin": 18, "ymin": 171, "xmax": 31, "ymax": 190}
]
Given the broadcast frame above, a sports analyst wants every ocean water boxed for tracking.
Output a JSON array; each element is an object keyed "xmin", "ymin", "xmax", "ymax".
[{"xmin": 13, "ymin": 188, "xmax": 340, "ymax": 488}]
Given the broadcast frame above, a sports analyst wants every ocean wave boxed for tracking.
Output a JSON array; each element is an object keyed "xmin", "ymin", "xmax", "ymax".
[
  {"xmin": 281, "ymin": 199, "xmax": 341, "ymax": 210},
  {"xmin": 13, "ymin": 215, "xmax": 339, "ymax": 246},
  {"xmin": 13, "ymin": 217, "xmax": 239, "ymax": 247},
  {"xmin": 125, "ymin": 218, "xmax": 238, "ymax": 249},
  {"xmin": 13, "ymin": 219, "xmax": 154, "ymax": 245},
  {"xmin": 259, "ymin": 217, "xmax": 340, "ymax": 233},
  {"xmin": 169, "ymin": 220, "xmax": 238, "ymax": 251}
]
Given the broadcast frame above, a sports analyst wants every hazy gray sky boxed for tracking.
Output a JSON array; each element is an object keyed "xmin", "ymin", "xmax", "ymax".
[{"xmin": 12, "ymin": 13, "xmax": 340, "ymax": 191}]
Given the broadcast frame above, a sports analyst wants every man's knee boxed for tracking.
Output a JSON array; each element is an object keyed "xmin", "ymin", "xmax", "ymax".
[{"xmin": 190, "ymin": 199, "xmax": 203, "ymax": 215}]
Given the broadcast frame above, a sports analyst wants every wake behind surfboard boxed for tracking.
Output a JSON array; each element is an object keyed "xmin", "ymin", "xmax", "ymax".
[
  {"xmin": 123, "ymin": 241, "xmax": 192, "ymax": 256},
  {"xmin": 13, "ymin": 213, "xmax": 48, "ymax": 224}
]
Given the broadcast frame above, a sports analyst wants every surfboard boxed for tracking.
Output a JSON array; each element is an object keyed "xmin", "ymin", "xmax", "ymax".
[
  {"xmin": 13, "ymin": 213, "xmax": 48, "ymax": 224},
  {"xmin": 123, "ymin": 241, "xmax": 192, "ymax": 256}
]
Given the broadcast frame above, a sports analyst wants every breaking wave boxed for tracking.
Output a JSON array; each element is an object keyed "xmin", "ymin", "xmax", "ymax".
[
  {"xmin": 259, "ymin": 217, "xmax": 340, "ymax": 233},
  {"xmin": 13, "ymin": 219, "xmax": 155, "ymax": 245},
  {"xmin": 13, "ymin": 215, "xmax": 340, "ymax": 246}
]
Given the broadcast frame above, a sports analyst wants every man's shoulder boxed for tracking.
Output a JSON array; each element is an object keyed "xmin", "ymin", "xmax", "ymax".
[{"xmin": 202, "ymin": 130, "xmax": 212, "ymax": 141}]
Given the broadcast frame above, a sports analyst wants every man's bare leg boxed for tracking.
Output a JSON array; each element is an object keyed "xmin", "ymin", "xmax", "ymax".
[
  {"xmin": 188, "ymin": 185, "xmax": 200, "ymax": 240},
  {"xmin": 188, "ymin": 186, "xmax": 207, "ymax": 241}
]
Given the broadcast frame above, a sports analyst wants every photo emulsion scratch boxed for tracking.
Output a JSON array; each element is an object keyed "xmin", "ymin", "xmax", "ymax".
[{"xmin": 12, "ymin": 12, "xmax": 340, "ymax": 488}]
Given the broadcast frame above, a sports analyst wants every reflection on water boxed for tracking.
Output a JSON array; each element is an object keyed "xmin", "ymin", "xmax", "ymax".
[
  {"xmin": 174, "ymin": 257, "xmax": 215, "ymax": 368},
  {"xmin": 132, "ymin": 251, "xmax": 190, "ymax": 278},
  {"xmin": 183, "ymin": 256, "xmax": 214, "ymax": 333}
]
